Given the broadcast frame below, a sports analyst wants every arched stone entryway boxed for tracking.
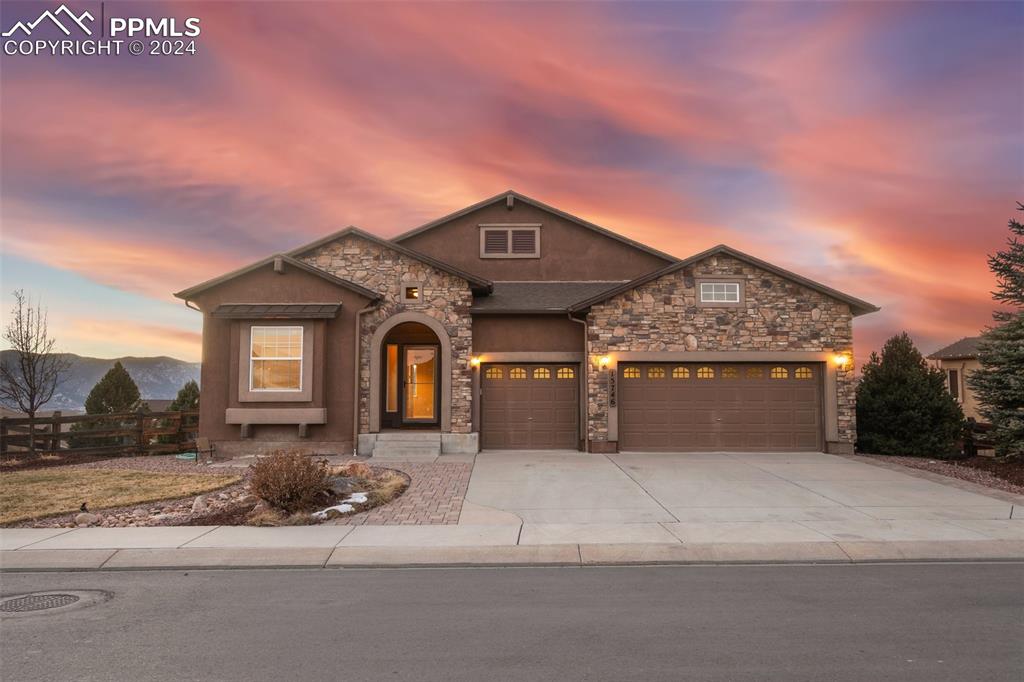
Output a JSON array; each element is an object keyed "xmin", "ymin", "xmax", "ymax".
[{"xmin": 368, "ymin": 312, "xmax": 452, "ymax": 432}]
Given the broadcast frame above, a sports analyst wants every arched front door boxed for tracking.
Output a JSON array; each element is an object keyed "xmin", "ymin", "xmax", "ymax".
[{"xmin": 380, "ymin": 322, "xmax": 441, "ymax": 428}]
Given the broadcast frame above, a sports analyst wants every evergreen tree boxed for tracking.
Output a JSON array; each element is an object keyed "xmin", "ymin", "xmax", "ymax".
[
  {"xmin": 856, "ymin": 332, "xmax": 965, "ymax": 457},
  {"xmin": 967, "ymin": 204, "xmax": 1024, "ymax": 458},
  {"xmin": 169, "ymin": 380, "xmax": 200, "ymax": 411},
  {"xmin": 84, "ymin": 361, "xmax": 141, "ymax": 414}
]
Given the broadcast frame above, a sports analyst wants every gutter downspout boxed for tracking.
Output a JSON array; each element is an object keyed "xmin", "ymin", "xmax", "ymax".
[
  {"xmin": 568, "ymin": 312, "xmax": 590, "ymax": 453},
  {"xmin": 353, "ymin": 302, "xmax": 377, "ymax": 456}
]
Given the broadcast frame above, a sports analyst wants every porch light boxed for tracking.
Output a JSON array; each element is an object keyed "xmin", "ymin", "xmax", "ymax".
[
  {"xmin": 598, "ymin": 356, "xmax": 611, "ymax": 369},
  {"xmin": 470, "ymin": 356, "xmax": 481, "ymax": 368},
  {"xmin": 832, "ymin": 353, "xmax": 851, "ymax": 368}
]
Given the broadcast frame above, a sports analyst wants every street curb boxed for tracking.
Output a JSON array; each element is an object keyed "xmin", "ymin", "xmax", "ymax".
[{"xmin": 3, "ymin": 540, "xmax": 1022, "ymax": 572}]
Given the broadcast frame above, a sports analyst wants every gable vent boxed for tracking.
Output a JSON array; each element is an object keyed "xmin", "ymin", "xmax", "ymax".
[
  {"xmin": 484, "ymin": 230, "xmax": 509, "ymax": 254},
  {"xmin": 511, "ymin": 229, "xmax": 537, "ymax": 254}
]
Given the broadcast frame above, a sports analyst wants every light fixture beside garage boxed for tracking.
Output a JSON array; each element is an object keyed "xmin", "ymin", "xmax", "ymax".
[
  {"xmin": 832, "ymin": 353, "xmax": 852, "ymax": 368},
  {"xmin": 598, "ymin": 355, "xmax": 611, "ymax": 369},
  {"xmin": 470, "ymin": 356, "xmax": 481, "ymax": 368}
]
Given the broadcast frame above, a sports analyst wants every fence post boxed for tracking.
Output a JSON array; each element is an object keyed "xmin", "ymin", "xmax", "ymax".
[
  {"xmin": 136, "ymin": 408, "xmax": 146, "ymax": 456},
  {"xmin": 50, "ymin": 411, "xmax": 61, "ymax": 453},
  {"xmin": 175, "ymin": 412, "xmax": 185, "ymax": 452},
  {"xmin": 1, "ymin": 418, "xmax": 7, "ymax": 457}
]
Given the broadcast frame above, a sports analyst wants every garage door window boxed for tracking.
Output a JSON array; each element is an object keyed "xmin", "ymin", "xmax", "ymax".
[
  {"xmin": 485, "ymin": 367, "xmax": 503, "ymax": 379},
  {"xmin": 647, "ymin": 367, "xmax": 665, "ymax": 379},
  {"xmin": 697, "ymin": 366, "xmax": 715, "ymax": 379},
  {"xmin": 672, "ymin": 366, "xmax": 690, "ymax": 379},
  {"xmin": 770, "ymin": 367, "xmax": 789, "ymax": 379},
  {"xmin": 795, "ymin": 367, "xmax": 814, "ymax": 379},
  {"xmin": 509, "ymin": 367, "xmax": 527, "ymax": 379},
  {"xmin": 746, "ymin": 367, "xmax": 764, "ymax": 379},
  {"xmin": 623, "ymin": 367, "xmax": 640, "ymax": 379},
  {"xmin": 722, "ymin": 367, "xmax": 739, "ymax": 379},
  {"xmin": 533, "ymin": 367, "xmax": 551, "ymax": 379},
  {"xmin": 557, "ymin": 367, "xmax": 575, "ymax": 379}
]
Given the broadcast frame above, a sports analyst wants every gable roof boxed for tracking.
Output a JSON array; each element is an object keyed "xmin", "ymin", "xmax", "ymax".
[
  {"xmin": 567, "ymin": 244, "xmax": 880, "ymax": 316},
  {"xmin": 927, "ymin": 337, "xmax": 981, "ymax": 360},
  {"xmin": 471, "ymin": 281, "xmax": 627, "ymax": 314},
  {"xmin": 286, "ymin": 226, "xmax": 492, "ymax": 291},
  {"xmin": 173, "ymin": 253, "xmax": 382, "ymax": 302},
  {"xmin": 390, "ymin": 190, "xmax": 679, "ymax": 264}
]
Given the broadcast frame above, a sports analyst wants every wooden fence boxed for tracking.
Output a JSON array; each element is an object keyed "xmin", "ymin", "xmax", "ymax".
[{"xmin": 0, "ymin": 410, "xmax": 200, "ymax": 459}]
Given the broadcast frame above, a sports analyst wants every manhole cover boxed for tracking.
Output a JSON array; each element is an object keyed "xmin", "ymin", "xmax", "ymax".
[
  {"xmin": 0, "ymin": 590, "xmax": 111, "ymax": 617},
  {"xmin": 0, "ymin": 593, "xmax": 80, "ymax": 612}
]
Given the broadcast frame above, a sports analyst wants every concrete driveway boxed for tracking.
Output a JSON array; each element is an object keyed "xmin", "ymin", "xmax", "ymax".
[{"xmin": 461, "ymin": 450, "xmax": 1022, "ymax": 545}]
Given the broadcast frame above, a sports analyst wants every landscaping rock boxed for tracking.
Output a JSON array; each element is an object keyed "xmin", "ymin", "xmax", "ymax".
[
  {"xmin": 191, "ymin": 495, "xmax": 208, "ymax": 513},
  {"xmin": 327, "ymin": 476, "xmax": 355, "ymax": 496},
  {"xmin": 75, "ymin": 512, "xmax": 99, "ymax": 526}
]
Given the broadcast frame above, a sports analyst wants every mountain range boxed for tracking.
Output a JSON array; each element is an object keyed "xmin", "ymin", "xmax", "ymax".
[{"xmin": 0, "ymin": 351, "xmax": 200, "ymax": 414}]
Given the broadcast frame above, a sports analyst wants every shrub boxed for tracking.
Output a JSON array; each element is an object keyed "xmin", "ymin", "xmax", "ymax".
[
  {"xmin": 856, "ymin": 332, "xmax": 965, "ymax": 457},
  {"xmin": 249, "ymin": 450, "xmax": 329, "ymax": 512}
]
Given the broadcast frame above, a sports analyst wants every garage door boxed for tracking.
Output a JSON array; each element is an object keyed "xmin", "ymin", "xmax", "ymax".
[
  {"xmin": 618, "ymin": 363, "xmax": 823, "ymax": 452},
  {"xmin": 481, "ymin": 364, "xmax": 579, "ymax": 449}
]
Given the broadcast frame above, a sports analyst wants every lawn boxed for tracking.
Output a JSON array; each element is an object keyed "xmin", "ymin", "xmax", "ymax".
[{"xmin": 0, "ymin": 468, "xmax": 241, "ymax": 525}]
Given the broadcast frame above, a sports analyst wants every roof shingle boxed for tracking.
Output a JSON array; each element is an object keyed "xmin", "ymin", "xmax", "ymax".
[
  {"xmin": 470, "ymin": 282, "xmax": 626, "ymax": 314},
  {"xmin": 927, "ymin": 337, "xmax": 982, "ymax": 360}
]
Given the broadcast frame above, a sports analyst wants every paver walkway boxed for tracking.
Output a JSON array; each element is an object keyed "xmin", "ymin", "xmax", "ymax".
[{"xmin": 329, "ymin": 461, "xmax": 472, "ymax": 525}]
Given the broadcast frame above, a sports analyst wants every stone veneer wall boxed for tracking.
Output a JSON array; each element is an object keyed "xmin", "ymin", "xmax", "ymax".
[
  {"xmin": 586, "ymin": 254, "xmax": 856, "ymax": 446},
  {"xmin": 301, "ymin": 235, "xmax": 475, "ymax": 434}
]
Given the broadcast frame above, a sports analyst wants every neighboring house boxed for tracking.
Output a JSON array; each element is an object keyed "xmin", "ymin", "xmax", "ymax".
[
  {"xmin": 927, "ymin": 337, "xmax": 983, "ymax": 422},
  {"xmin": 174, "ymin": 191, "xmax": 878, "ymax": 457}
]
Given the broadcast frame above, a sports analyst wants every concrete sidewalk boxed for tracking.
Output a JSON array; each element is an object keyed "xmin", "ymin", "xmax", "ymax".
[{"xmin": 3, "ymin": 522, "xmax": 1023, "ymax": 571}]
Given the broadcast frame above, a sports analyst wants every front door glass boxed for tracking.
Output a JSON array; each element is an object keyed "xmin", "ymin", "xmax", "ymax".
[{"xmin": 404, "ymin": 346, "xmax": 436, "ymax": 421}]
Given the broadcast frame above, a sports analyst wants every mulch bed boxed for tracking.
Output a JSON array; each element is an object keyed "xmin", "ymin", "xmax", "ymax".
[{"xmin": 864, "ymin": 454, "xmax": 1024, "ymax": 496}]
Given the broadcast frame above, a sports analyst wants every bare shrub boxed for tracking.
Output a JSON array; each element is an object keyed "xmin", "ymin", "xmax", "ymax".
[
  {"xmin": 335, "ymin": 461, "xmax": 372, "ymax": 479},
  {"xmin": 249, "ymin": 450, "xmax": 329, "ymax": 513}
]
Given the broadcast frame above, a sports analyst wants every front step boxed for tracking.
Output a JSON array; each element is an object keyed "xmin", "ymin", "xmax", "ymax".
[{"xmin": 369, "ymin": 432, "xmax": 442, "ymax": 460}]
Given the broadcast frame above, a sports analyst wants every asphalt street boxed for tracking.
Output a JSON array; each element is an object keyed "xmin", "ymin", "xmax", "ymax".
[{"xmin": 2, "ymin": 563, "xmax": 1022, "ymax": 681}]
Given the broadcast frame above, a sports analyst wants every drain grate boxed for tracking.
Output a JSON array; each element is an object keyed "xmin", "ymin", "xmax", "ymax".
[{"xmin": 1, "ymin": 593, "xmax": 81, "ymax": 613}]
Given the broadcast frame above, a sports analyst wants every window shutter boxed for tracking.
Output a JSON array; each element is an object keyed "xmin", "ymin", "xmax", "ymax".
[
  {"xmin": 510, "ymin": 229, "xmax": 536, "ymax": 254},
  {"xmin": 483, "ymin": 230, "xmax": 509, "ymax": 254}
]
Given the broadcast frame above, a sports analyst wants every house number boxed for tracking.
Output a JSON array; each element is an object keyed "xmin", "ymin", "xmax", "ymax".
[{"xmin": 608, "ymin": 372, "xmax": 617, "ymax": 408}]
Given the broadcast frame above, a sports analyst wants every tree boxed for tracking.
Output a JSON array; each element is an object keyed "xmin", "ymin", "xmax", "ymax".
[
  {"xmin": 0, "ymin": 290, "xmax": 71, "ymax": 419},
  {"xmin": 169, "ymin": 380, "xmax": 199, "ymax": 412},
  {"xmin": 856, "ymin": 332, "xmax": 965, "ymax": 457},
  {"xmin": 83, "ymin": 361, "xmax": 141, "ymax": 415},
  {"xmin": 967, "ymin": 203, "xmax": 1024, "ymax": 458}
]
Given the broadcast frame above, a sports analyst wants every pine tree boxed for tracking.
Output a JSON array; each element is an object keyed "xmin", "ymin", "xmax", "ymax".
[
  {"xmin": 169, "ymin": 380, "xmax": 199, "ymax": 411},
  {"xmin": 967, "ymin": 203, "xmax": 1024, "ymax": 458},
  {"xmin": 84, "ymin": 361, "xmax": 141, "ymax": 414},
  {"xmin": 856, "ymin": 332, "xmax": 965, "ymax": 457}
]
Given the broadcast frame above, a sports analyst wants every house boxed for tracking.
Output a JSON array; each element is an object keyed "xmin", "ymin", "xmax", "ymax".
[
  {"xmin": 174, "ymin": 191, "xmax": 878, "ymax": 458},
  {"xmin": 928, "ymin": 337, "xmax": 984, "ymax": 421}
]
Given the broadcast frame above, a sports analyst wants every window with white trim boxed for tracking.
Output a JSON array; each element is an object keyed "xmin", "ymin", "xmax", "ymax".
[
  {"xmin": 479, "ymin": 224, "xmax": 540, "ymax": 258},
  {"xmin": 250, "ymin": 326, "xmax": 303, "ymax": 391},
  {"xmin": 700, "ymin": 282, "xmax": 741, "ymax": 303}
]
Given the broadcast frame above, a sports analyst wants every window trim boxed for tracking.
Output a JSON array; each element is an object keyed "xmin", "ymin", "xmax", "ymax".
[
  {"xmin": 401, "ymin": 280, "xmax": 425, "ymax": 306},
  {"xmin": 479, "ymin": 224, "xmax": 541, "ymax": 259},
  {"xmin": 696, "ymin": 278, "xmax": 745, "ymax": 308}
]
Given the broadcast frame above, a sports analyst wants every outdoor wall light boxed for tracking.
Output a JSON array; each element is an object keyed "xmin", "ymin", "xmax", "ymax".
[
  {"xmin": 598, "ymin": 356, "xmax": 611, "ymax": 369},
  {"xmin": 470, "ymin": 357, "xmax": 481, "ymax": 368},
  {"xmin": 832, "ymin": 353, "xmax": 852, "ymax": 368}
]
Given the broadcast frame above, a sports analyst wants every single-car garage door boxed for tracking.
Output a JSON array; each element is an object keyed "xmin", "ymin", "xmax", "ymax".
[
  {"xmin": 481, "ymin": 364, "xmax": 579, "ymax": 449},
  {"xmin": 618, "ymin": 363, "xmax": 823, "ymax": 452}
]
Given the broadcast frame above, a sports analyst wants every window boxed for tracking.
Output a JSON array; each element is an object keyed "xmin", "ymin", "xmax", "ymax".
[
  {"xmin": 672, "ymin": 366, "xmax": 690, "ymax": 379},
  {"xmin": 623, "ymin": 366, "xmax": 640, "ymax": 379},
  {"xmin": 479, "ymin": 224, "xmax": 541, "ymax": 258},
  {"xmin": 699, "ymin": 281, "xmax": 741, "ymax": 304},
  {"xmin": 485, "ymin": 367, "xmax": 503, "ymax": 380},
  {"xmin": 647, "ymin": 367, "xmax": 665, "ymax": 379},
  {"xmin": 746, "ymin": 367, "xmax": 764, "ymax": 380},
  {"xmin": 722, "ymin": 367, "xmax": 739, "ymax": 379},
  {"xmin": 697, "ymin": 366, "xmax": 715, "ymax": 379},
  {"xmin": 770, "ymin": 367, "xmax": 788, "ymax": 379},
  {"xmin": 533, "ymin": 367, "xmax": 551, "ymax": 379},
  {"xmin": 557, "ymin": 367, "xmax": 575, "ymax": 379},
  {"xmin": 250, "ymin": 326, "xmax": 303, "ymax": 391},
  {"xmin": 386, "ymin": 344, "xmax": 399, "ymax": 412},
  {"xmin": 404, "ymin": 286, "xmax": 420, "ymax": 301},
  {"xmin": 795, "ymin": 367, "xmax": 814, "ymax": 380},
  {"xmin": 948, "ymin": 369, "xmax": 960, "ymax": 400},
  {"xmin": 509, "ymin": 367, "xmax": 527, "ymax": 379}
]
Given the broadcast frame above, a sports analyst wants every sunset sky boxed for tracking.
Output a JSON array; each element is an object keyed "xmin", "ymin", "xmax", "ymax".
[{"xmin": 1, "ymin": 1, "xmax": 1021, "ymax": 366}]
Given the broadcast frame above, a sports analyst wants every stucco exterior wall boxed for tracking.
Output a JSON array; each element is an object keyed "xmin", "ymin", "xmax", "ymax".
[
  {"xmin": 585, "ymin": 254, "xmax": 856, "ymax": 447},
  {"xmin": 300, "ymin": 234, "xmax": 475, "ymax": 434},
  {"xmin": 934, "ymin": 358, "xmax": 983, "ymax": 421}
]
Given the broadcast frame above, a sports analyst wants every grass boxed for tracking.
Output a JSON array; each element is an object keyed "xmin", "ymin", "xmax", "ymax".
[{"xmin": 0, "ymin": 468, "xmax": 241, "ymax": 525}]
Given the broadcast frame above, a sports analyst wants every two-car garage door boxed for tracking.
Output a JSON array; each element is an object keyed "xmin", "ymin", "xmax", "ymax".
[{"xmin": 618, "ymin": 363, "xmax": 823, "ymax": 452}]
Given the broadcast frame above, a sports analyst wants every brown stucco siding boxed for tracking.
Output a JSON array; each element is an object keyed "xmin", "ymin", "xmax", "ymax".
[
  {"xmin": 585, "ymin": 254, "xmax": 856, "ymax": 446},
  {"xmin": 191, "ymin": 263, "xmax": 372, "ymax": 450},
  {"xmin": 472, "ymin": 315, "xmax": 583, "ymax": 353},
  {"xmin": 398, "ymin": 201, "xmax": 671, "ymax": 281},
  {"xmin": 299, "ymin": 234, "xmax": 475, "ymax": 434}
]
